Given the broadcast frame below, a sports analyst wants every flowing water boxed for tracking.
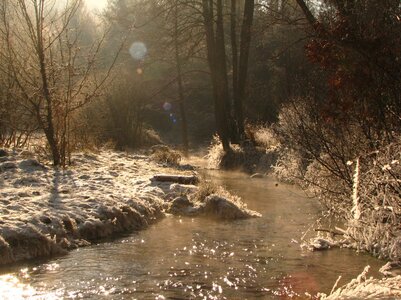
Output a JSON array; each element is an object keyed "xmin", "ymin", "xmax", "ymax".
[{"xmin": 0, "ymin": 170, "xmax": 383, "ymax": 299}]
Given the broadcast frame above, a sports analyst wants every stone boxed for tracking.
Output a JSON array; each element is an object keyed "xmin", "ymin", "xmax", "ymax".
[
  {"xmin": 0, "ymin": 236, "xmax": 13, "ymax": 265},
  {"xmin": 171, "ymin": 196, "xmax": 191, "ymax": 207},
  {"xmin": 309, "ymin": 238, "xmax": 334, "ymax": 251},
  {"xmin": 201, "ymin": 194, "xmax": 261, "ymax": 219},
  {"xmin": 40, "ymin": 216, "xmax": 52, "ymax": 224},
  {"xmin": 178, "ymin": 164, "xmax": 196, "ymax": 171},
  {"xmin": 0, "ymin": 161, "xmax": 17, "ymax": 171},
  {"xmin": 167, "ymin": 196, "xmax": 196, "ymax": 216},
  {"xmin": 0, "ymin": 149, "xmax": 8, "ymax": 157}
]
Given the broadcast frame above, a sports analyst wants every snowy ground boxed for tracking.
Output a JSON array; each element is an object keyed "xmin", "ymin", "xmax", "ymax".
[
  {"xmin": 0, "ymin": 149, "xmax": 201, "ymax": 266},
  {"xmin": 0, "ymin": 148, "xmax": 260, "ymax": 266}
]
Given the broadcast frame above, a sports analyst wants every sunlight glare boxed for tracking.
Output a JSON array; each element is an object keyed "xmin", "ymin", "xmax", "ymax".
[
  {"xmin": 85, "ymin": 0, "xmax": 108, "ymax": 11},
  {"xmin": 0, "ymin": 273, "xmax": 63, "ymax": 299},
  {"xmin": 0, "ymin": 274, "xmax": 36, "ymax": 299}
]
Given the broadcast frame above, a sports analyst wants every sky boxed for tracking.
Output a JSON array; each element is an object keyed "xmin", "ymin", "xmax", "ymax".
[{"xmin": 85, "ymin": 0, "xmax": 108, "ymax": 11}]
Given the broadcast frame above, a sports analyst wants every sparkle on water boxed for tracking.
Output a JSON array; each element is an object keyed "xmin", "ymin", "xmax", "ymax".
[{"xmin": 0, "ymin": 171, "xmax": 382, "ymax": 299}]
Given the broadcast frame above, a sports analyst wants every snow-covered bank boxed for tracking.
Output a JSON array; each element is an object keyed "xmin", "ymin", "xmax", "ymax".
[
  {"xmin": 0, "ymin": 150, "xmax": 166, "ymax": 265},
  {"xmin": 0, "ymin": 149, "xmax": 259, "ymax": 266},
  {"xmin": 320, "ymin": 266, "xmax": 401, "ymax": 299}
]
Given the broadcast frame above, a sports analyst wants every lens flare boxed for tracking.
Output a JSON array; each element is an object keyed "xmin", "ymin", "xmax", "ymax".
[
  {"xmin": 163, "ymin": 102, "xmax": 172, "ymax": 111},
  {"xmin": 129, "ymin": 42, "xmax": 147, "ymax": 60},
  {"xmin": 168, "ymin": 113, "xmax": 177, "ymax": 124}
]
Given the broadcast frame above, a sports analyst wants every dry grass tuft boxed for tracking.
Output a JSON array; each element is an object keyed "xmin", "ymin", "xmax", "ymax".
[
  {"xmin": 191, "ymin": 179, "xmax": 243, "ymax": 207},
  {"xmin": 320, "ymin": 266, "xmax": 401, "ymax": 299},
  {"xmin": 150, "ymin": 145, "xmax": 182, "ymax": 166}
]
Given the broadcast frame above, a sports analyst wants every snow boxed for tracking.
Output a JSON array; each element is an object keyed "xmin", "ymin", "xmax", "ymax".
[
  {"xmin": 0, "ymin": 149, "xmax": 259, "ymax": 266},
  {"xmin": 0, "ymin": 149, "xmax": 194, "ymax": 265},
  {"xmin": 320, "ymin": 266, "xmax": 401, "ymax": 299}
]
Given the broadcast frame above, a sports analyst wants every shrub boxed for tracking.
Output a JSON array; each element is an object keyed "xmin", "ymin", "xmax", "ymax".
[
  {"xmin": 345, "ymin": 139, "xmax": 401, "ymax": 259},
  {"xmin": 245, "ymin": 124, "xmax": 279, "ymax": 151},
  {"xmin": 206, "ymin": 126, "xmax": 279, "ymax": 173},
  {"xmin": 272, "ymin": 148, "xmax": 305, "ymax": 184},
  {"xmin": 274, "ymin": 96, "xmax": 401, "ymax": 260}
]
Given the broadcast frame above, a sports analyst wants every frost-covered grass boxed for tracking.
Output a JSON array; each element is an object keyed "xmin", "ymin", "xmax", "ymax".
[
  {"xmin": 205, "ymin": 129, "xmax": 278, "ymax": 173},
  {"xmin": 246, "ymin": 124, "xmax": 279, "ymax": 152},
  {"xmin": 0, "ymin": 148, "xmax": 259, "ymax": 266},
  {"xmin": 0, "ymin": 149, "xmax": 194, "ymax": 265},
  {"xmin": 150, "ymin": 145, "xmax": 181, "ymax": 166},
  {"xmin": 320, "ymin": 266, "xmax": 401, "ymax": 299},
  {"xmin": 166, "ymin": 178, "xmax": 261, "ymax": 220},
  {"xmin": 259, "ymin": 102, "xmax": 401, "ymax": 261},
  {"xmin": 205, "ymin": 135, "xmax": 242, "ymax": 170}
]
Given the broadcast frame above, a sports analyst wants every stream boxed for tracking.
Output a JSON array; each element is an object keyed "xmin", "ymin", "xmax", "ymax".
[{"xmin": 0, "ymin": 170, "xmax": 383, "ymax": 299}]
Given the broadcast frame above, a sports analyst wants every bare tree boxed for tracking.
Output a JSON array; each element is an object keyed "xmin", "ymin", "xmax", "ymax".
[
  {"xmin": 232, "ymin": 0, "xmax": 255, "ymax": 141},
  {"xmin": 0, "ymin": 0, "xmax": 122, "ymax": 165},
  {"xmin": 173, "ymin": 0, "xmax": 190, "ymax": 155},
  {"xmin": 116, "ymin": 0, "xmax": 210, "ymax": 153},
  {"xmin": 202, "ymin": 0, "xmax": 256, "ymax": 150},
  {"xmin": 202, "ymin": 0, "xmax": 231, "ymax": 151}
]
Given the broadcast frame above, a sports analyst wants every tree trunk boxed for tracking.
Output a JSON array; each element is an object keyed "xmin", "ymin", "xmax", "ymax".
[
  {"xmin": 230, "ymin": 0, "xmax": 240, "ymax": 143},
  {"xmin": 215, "ymin": 0, "xmax": 231, "ymax": 151},
  {"xmin": 295, "ymin": 0, "xmax": 317, "ymax": 26},
  {"xmin": 235, "ymin": 0, "xmax": 255, "ymax": 141},
  {"xmin": 34, "ymin": 0, "xmax": 60, "ymax": 166},
  {"xmin": 202, "ymin": 0, "xmax": 231, "ymax": 152},
  {"xmin": 174, "ymin": 1, "xmax": 189, "ymax": 156}
]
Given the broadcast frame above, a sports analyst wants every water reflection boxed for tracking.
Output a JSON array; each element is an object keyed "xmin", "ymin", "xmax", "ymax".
[
  {"xmin": 0, "ymin": 171, "xmax": 383, "ymax": 299},
  {"xmin": 0, "ymin": 271, "xmax": 63, "ymax": 299},
  {"xmin": 0, "ymin": 274, "xmax": 36, "ymax": 299}
]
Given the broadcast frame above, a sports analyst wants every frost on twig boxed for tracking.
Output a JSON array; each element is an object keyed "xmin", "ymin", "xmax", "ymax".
[
  {"xmin": 319, "ymin": 265, "xmax": 401, "ymax": 299},
  {"xmin": 351, "ymin": 158, "xmax": 361, "ymax": 221}
]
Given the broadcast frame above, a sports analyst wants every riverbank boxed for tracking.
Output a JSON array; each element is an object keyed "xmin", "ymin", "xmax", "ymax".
[
  {"xmin": 319, "ymin": 266, "xmax": 401, "ymax": 299},
  {"xmin": 0, "ymin": 149, "xmax": 258, "ymax": 266},
  {"xmin": 205, "ymin": 137, "xmax": 401, "ymax": 298}
]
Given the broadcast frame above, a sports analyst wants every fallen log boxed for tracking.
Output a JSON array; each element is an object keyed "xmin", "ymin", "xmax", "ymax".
[{"xmin": 152, "ymin": 174, "xmax": 199, "ymax": 185}]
